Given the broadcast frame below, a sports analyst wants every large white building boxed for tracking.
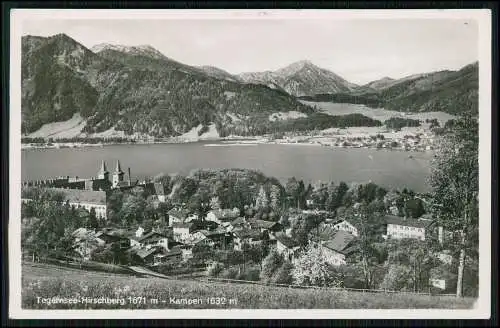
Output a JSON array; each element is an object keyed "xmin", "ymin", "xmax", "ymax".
[
  {"xmin": 46, "ymin": 187, "xmax": 107, "ymax": 219},
  {"xmin": 384, "ymin": 215, "xmax": 434, "ymax": 241}
]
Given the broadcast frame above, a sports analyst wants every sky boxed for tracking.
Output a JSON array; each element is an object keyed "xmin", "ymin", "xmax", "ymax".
[{"xmin": 21, "ymin": 16, "xmax": 479, "ymax": 85}]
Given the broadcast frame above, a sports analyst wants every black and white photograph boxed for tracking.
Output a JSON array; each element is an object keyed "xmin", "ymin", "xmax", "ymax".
[{"xmin": 8, "ymin": 9, "xmax": 491, "ymax": 319}]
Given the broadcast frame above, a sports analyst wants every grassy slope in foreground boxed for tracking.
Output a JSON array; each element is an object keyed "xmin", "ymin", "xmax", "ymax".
[{"xmin": 22, "ymin": 263, "xmax": 475, "ymax": 309}]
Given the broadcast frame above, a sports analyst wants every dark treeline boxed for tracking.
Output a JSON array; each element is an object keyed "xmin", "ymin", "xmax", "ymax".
[
  {"xmin": 299, "ymin": 93, "xmax": 383, "ymax": 108},
  {"xmin": 384, "ymin": 117, "xmax": 421, "ymax": 130},
  {"xmin": 216, "ymin": 113, "xmax": 382, "ymax": 138}
]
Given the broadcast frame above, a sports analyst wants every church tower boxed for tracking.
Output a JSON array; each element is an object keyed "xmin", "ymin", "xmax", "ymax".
[
  {"xmin": 97, "ymin": 160, "xmax": 109, "ymax": 180},
  {"xmin": 112, "ymin": 160, "xmax": 124, "ymax": 188}
]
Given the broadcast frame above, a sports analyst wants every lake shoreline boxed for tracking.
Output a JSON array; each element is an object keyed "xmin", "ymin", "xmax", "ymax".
[{"xmin": 21, "ymin": 132, "xmax": 435, "ymax": 153}]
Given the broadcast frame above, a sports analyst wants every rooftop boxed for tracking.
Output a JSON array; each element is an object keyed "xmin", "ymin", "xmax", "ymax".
[
  {"xmin": 384, "ymin": 215, "xmax": 435, "ymax": 228},
  {"xmin": 168, "ymin": 208, "xmax": 190, "ymax": 220},
  {"xmin": 231, "ymin": 217, "xmax": 247, "ymax": 226},
  {"xmin": 233, "ymin": 229, "xmax": 262, "ymax": 240},
  {"xmin": 248, "ymin": 219, "xmax": 281, "ymax": 230},
  {"xmin": 172, "ymin": 222, "xmax": 194, "ymax": 229},
  {"xmin": 210, "ymin": 209, "xmax": 240, "ymax": 220},
  {"xmin": 275, "ymin": 232, "xmax": 300, "ymax": 248},
  {"xmin": 323, "ymin": 230, "xmax": 357, "ymax": 254},
  {"xmin": 45, "ymin": 187, "xmax": 106, "ymax": 205},
  {"xmin": 136, "ymin": 247, "xmax": 161, "ymax": 259},
  {"xmin": 138, "ymin": 231, "xmax": 167, "ymax": 242}
]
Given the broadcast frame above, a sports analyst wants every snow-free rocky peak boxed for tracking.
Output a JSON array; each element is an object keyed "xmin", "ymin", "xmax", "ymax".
[{"xmin": 91, "ymin": 43, "xmax": 167, "ymax": 60}]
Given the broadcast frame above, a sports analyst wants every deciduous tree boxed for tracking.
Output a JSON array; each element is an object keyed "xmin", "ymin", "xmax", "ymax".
[{"xmin": 428, "ymin": 114, "xmax": 478, "ymax": 297}]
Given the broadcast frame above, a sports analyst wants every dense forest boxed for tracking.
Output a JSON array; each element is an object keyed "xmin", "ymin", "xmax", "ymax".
[{"xmin": 298, "ymin": 62, "xmax": 478, "ymax": 115}]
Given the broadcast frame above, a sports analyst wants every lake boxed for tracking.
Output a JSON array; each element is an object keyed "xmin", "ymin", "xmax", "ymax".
[{"xmin": 21, "ymin": 142, "xmax": 432, "ymax": 192}]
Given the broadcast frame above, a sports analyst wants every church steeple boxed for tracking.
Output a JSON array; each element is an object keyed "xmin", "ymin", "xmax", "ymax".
[
  {"xmin": 114, "ymin": 160, "xmax": 123, "ymax": 174},
  {"xmin": 112, "ymin": 160, "xmax": 124, "ymax": 187},
  {"xmin": 97, "ymin": 160, "xmax": 109, "ymax": 180}
]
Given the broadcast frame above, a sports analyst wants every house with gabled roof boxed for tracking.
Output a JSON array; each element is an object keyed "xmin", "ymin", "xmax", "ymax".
[
  {"xmin": 321, "ymin": 230, "xmax": 359, "ymax": 266},
  {"xmin": 232, "ymin": 228, "xmax": 265, "ymax": 251},
  {"xmin": 228, "ymin": 217, "xmax": 248, "ymax": 231},
  {"xmin": 152, "ymin": 246, "xmax": 183, "ymax": 267},
  {"xmin": 172, "ymin": 222, "xmax": 196, "ymax": 242},
  {"xmin": 71, "ymin": 228, "xmax": 106, "ymax": 260},
  {"xmin": 383, "ymin": 215, "xmax": 435, "ymax": 241},
  {"xmin": 274, "ymin": 232, "xmax": 301, "ymax": 261},
  {"xmin": 134, "ymin": 246, "xmax": 163, "ymax": 265},
  {"xmin": 168, "ymin": 208, "xmax": 191, "ymax": 227},
  {"xmin": 137, "ymin": 231, "xmax": 172, "ymax": 250},
  {"xmin": 96, "ymin": 228, "xmax": 131, "ymax": 249},
  {"xmin": 332, "ymin": 219, "xmax": 360, "ymax": 237},
  {"xmin": 206, "ymin": 208, "xmax": 240, "ymax": 224},
  {"xmin": 248, "ymin": 219, "xmax": 283, "ymax": 233}
]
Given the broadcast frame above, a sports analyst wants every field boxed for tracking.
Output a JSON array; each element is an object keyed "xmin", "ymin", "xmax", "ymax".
[
  {"xmin": 22, "ymin": 262, "xmax": 476, "ymax": 309},
  {"xmin": 301, "ymin": 101, "xmax": 456, "ymax": 125}
]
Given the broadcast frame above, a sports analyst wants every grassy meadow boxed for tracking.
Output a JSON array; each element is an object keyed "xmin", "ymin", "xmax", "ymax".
[{"xmin": 22, "ymin": 262, "xmax": 475, "ymax": 309}]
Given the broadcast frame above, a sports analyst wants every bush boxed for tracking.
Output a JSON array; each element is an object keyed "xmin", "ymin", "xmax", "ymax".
[
  {"xmin": 220, "ymin": 267, "xmax": 239, "ymax": 279},
  {"xmin": 270, "ymin": 261, "xmax": 294, "ymax": 285},
  {"xmin": 379, "ymin": 264, "xmax": 413, "ymax": 291},
  {"xmin": 207, "ymin": 261, "xmax": 224, "ymax": 277},
  {"xmin": 260, "ymin": 249, "xmax": 284, "ymax": 282},
  {"xmin": 238, "ymin": 265, "xmax": 261, "ymax": 282}
]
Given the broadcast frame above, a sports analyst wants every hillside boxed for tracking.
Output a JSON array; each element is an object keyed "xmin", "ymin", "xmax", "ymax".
[
  {"xmin": 238, "ymin": 60, "xmax": 358, "ymax": 97},
  {"xmin": 300, "ymin": 62, "xmax": 479, "ymax": 115},
  {"xmin": 197, "ymin": 65, "xmax": 242, "ymax": 82},
  {"xmin": 362, "ymin": 77, "xmax": 395, "ymax": 91},
  {"xmin": 21, "ymin": 34, "xmax": 315, "ymax": 138}
]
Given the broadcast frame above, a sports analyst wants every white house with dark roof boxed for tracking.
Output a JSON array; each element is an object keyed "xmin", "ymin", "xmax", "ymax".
[
  {"xmin": 206, "ymin": 208, "xmax": 240, "ymax": 224},
  {"xmin": 332, "ymin": 219, "xmax": 360, "ymax": 237},
  {"xmin": 46, "ymin": 187, "xmax": 107, "ymax": 219},
  {"xmin": 172, "ymin": 222, "xmax": 195, "ymax": 242},
  {"xmin": 167, "ymin": 208, "xmax": 192, "ymax": 227},
  {"xmin": 232, "ymin": 229, "xmax": 264, "ymax": 251},
  {"xmin": 384, "ymin": 215, "xmax": 435, "ymax": 241}
]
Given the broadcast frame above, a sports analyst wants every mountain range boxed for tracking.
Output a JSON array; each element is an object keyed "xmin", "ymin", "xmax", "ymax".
[
  {"xmin": 238, "ymin": 60, "xmax": 358, "ymax": 97},
  {"xmin": 299, "ymin": 63, "xmax": 478, "ymax": 115},
  {"xmin": 21, "ymin": 33, "xmax": 478, "ymax": 139}
]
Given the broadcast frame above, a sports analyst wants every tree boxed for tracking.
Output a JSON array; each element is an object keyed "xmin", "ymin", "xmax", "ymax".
[
  {"xmin": 405, "ymin": 198, "xmax": 425, "ymax": 218},
  {"xmin": 87, "ymin": 208, "xmax": 99, "ymax": 230},
  {"xmin": 269, "ymin": 185, "xmax": 281, "ymax": 211},
  {"xmin": 260, "ymin": 249, "xmax": 284, "ymax": 282},
  {"xmin": 210, "ymin": 196, "xmax": 221, "ymax": 211},
  {"xmin": 292, "ymin": 242, "xmax": 342, "ymax": 287},
  {"xmin": 386, "ymin": 239, "xmax": 439, "ymax": 292},
  {"xmin": 428, "ymin": 114, "xmax": 478, "ymax": 297},
  {"xmin": 350, "ymin": 203, "xmax": 382, "ymax": 288},
  {"xmin": 379, "ymin": 264, "xmax": 414, "ymax": 291},
  {"xmin": 271, "ymin": 261, "xmax": 294, "ymax": 284},
  {"xmin": 255, "ymin": 185, "xmax": 269, "ymax": 210},
  {"xmin": 119, "ymin": 194, "xmax": 147, "ymax": 227}
]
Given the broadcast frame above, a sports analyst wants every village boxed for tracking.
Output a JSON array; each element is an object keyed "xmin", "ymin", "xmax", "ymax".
[{"xmin": 21, "ymin": 159, "xmax": 455, "ymax": 293}]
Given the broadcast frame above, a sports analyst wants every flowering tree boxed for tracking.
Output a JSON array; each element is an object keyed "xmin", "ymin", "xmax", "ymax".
[{"xmin": 291, "ymin": 242, "xmax": 342, "ymax": 287}]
